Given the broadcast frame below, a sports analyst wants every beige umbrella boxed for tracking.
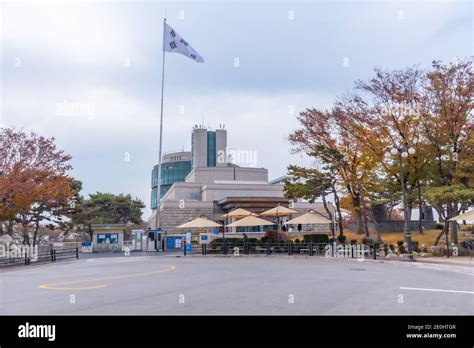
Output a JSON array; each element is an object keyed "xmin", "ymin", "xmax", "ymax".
[
  {"xmin": 177, "ymin": 217, "xmax": 222, "ymax": 229},
  {"xmin": 260, "ymin": 204, "xmax": 298, "ymax": 231},
  {"xmin": 284, "ymin": 212, "xmax": 332, "ymax": 225},
  {"xmin": 226, "ymin": 215, "xmax": 275, "ymax": 227},
  {"xmin": 222, "ymin": 208, "xmax": 258, "ymax": 219},
  {"xmin": 260, "ymin": 205, "xmax": 298, "ymax": 217},
  {"xmin": 449, "ymin": 210, "xmax": 474, "ymax": 221}
]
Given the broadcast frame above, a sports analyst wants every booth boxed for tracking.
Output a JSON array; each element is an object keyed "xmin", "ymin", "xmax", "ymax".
[
  {"xmin": 146, "ymin": 229, "xmax": 162, "ymax": 251},
  {"xmin": 91, "ymin": 224, "xmax": 125, "ymax": 253}
]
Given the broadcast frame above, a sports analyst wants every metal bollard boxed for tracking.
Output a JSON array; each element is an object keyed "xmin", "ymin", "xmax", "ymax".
[
  {"xmin": 309, "ymin": 242, "xmax": 313, "ymax": 256},
  {"xmin": 266, "ymin": 242, "xmax": 271, "ymax": 255},
  {"xmin": 76, "ymin": 247, "xmax": 79, "ymax": 259},
  {"xmin": 373, "ymin": 244, "xmax": 377, "ymax": 260},
  {"xmin": 288, "ymin": 242, "xmax": 292, "ymax": 256},
  {"xmin": 184, "ymin": 245, "xmax": 187, "ymax": 256},
  {"xmin": 53, "ymin": 250, "xmax": 57, "ymax": 262}
]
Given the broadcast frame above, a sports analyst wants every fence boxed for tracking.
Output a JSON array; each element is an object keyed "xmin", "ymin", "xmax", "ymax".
[
  {"xmin": 0, "ymin": 244, "xmax": 79, "ymax": 268},
  {"xmin": 182, "ymin": 241, "xmax": 379, "ymax": 259}
]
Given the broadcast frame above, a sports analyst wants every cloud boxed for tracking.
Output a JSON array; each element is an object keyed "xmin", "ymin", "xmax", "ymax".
[
  {"xmin": 2, "ymin": 83, "xmax": 330, "ymax": 217},
  {"xmin": 1, "ymin": 0, "xmax": 471, "ymax": 219}
]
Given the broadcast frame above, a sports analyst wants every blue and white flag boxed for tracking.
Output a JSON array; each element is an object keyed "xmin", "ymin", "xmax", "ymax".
[{"xmin": 163, "ymin": 22, "xmax": 204, "ymax": 63}]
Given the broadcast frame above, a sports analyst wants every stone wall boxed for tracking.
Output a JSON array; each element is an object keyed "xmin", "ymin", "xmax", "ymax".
[{"xmin": 159, "ymin": 201, "xmax": 214, "ymax": 233}]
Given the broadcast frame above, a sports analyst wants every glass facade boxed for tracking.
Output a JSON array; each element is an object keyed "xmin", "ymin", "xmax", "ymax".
[
  {"xmin": 236, "ymin": 225, "xmax": 275, "ymax": 233},
  {"xmin": 151, "ymin": 187, "xmax": 158, "ymax": 210},
  {"xmin": 151, "ymin": 160, "xmax": 192, "ymax": 209},
  {"xmin": 207, "ymin": 131, "xmax": 216, "ymax": 167}
]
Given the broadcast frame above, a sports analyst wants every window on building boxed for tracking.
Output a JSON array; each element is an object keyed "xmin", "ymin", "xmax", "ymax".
[
  {"xmin": 207, "ymin": 131, "xmax": 216, "ymax": 167},
  {"xmin": 97, "ymin": 233, "xmax": 119, "ymax": 244},
  {"xmin": 151, "ymin": 188, "xmax": 158, "ymax": 209}
]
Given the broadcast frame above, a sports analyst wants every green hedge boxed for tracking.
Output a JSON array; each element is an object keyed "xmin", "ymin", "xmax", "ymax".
[
  {"xmin": 209, "ymin": 238, "xmax": 257, "ymax": 247},
  {"xmin": 303, "ymin": 234, "xmax": 330, "ymax": 244}
]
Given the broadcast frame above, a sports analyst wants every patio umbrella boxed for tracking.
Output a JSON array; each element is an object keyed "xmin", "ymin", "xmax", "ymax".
[
  {"xmin": 177, "ymin": 217, "xmax": 222, "ymax": 229},
  {"xmin": 260, "ymin": 204, "xmax": 298, "ymax": 231},
  {"xmin": 226, "ymin": 215, "xmax": 275, "ymax": 228},
  {"xmin": 221, "ymin": 208, "xmax": 258, "ymax": 219},
  {"xmin": 449, "ymin": 210, "xmax": 474, "ymax": 221},
  {"xmin": 221, "ymin": 208, "xmax": 258, "ymax": 237},
  {"xmin": 260, "ymin": 205, "xmax": 298, "ymax": 217},
  {"xmin": 284, "ymin": 212, "xmax": 332, "ymax": 225}
]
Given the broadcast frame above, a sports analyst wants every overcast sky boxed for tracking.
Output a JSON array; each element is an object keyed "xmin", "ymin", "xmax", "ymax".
[{"xmin": 1, "ymin": 0, "xmax": 472, "ymax": 218}]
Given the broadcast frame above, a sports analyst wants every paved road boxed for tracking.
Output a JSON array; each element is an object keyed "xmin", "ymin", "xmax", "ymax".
[{"xmin": 1, "ymin": 254, "xmax": 473, "ymax": 315}]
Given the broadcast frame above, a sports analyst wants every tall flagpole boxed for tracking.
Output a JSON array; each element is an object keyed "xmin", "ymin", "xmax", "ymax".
[{"xmin": 155, "ymin": 17, "xmax": 166, "ymax": 232}]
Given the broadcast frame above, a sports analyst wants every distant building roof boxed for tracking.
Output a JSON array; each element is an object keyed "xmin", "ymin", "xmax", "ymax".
[{"xmin": 269, "ymin": 175, "xmax": 288, "ymax": 185}]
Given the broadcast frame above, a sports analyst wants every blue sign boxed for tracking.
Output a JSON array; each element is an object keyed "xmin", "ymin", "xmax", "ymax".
[
  {"xmin": 201, "ymin": 235, "xmax": 208, "ymax": 241},
  {"xmin": 82, "ymin": 241, "xmax": 92, "ymax": 246},
  {"xmin": 166, "ymin": 237, "xmax": 175, "ymax": 250},
  {"xmin": 185, "ymin": 244, "xmax": 192, "ymax": 252},
  {"xmin": 213, "ymin": 228, "xmax": 219, "ymax": 235}
]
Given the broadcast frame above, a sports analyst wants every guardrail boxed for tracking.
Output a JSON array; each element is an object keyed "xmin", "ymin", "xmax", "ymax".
[
  {"xmin": 183, "ymin": 241, "xmax": 379, "ymax": 259},
  {"xmin": 0, "ymin": 246, "xmax": 79, "ymax": 268}
]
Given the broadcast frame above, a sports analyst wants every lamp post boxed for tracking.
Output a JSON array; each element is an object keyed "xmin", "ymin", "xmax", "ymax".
[{"xmin": 384, "ymin": 146, "xmax": 416, "ymax": 261}]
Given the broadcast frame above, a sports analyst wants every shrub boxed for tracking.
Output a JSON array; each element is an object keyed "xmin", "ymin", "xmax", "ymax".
[
  {"xmin": 412, "ymin": 241, "xmax": 420, "ymax": 252},
  {"xmin": 294, "ymin": 238, "xmax": 300, "ymax": 244},
  {"xmin": 362, "ymin": 237, "xmax": 373, "ymax": 245},
  {"xmin": 396, "ymin": 240, "xmax": 404, "ymax": 247},
  {"xmin": 303, "ymin": 234, "xmax": 330, "ymax": 244},
  {"xmin": 210, "ymin": 237, "xmax": 256, "ymax": 247},
  {"xmin": 337, "ymin": 234, "xmax": 347, "ymax": 244},
  {"xmin": 350, "ymin": 239, "xmax": 357, "ymax": 245},
  {"xmin": 430, "ymin": 246, "xmax": 446, "ymax": 256},
  {"xmin": 263, "ymin": 231, "xmax": 287, "ymax": 242},
  {"xmin": 389, "ymin": 244, "xmax": 395, "ymax": 251}
]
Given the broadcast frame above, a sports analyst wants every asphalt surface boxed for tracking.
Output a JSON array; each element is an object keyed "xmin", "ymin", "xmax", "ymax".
[{"xmin": 1, "ymin": 253, "xmax": 473, "ymax": 315}]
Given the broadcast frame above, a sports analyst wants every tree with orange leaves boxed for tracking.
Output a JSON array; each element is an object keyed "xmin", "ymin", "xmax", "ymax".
[
  {"xmin": 0, "ymin": 128, "xmax": 76, "ymax": 245},
  {"xmin": 288, "ymin": 107, "xmax": 378, "ymax": 235},
  {"xmin": 336, "ymin": 66, "xmax": 433, "ymax": 235}
]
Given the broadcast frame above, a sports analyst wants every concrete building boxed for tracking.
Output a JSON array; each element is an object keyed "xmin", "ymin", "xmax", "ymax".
[{"xmin": 148, "ymin": 125, "xmax": 332, "ymax": 236}]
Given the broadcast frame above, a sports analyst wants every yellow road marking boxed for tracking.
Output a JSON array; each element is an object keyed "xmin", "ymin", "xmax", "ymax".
[{"xmin": 39, "ymin": 264, "xmax": 176, "ymax": 291}]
